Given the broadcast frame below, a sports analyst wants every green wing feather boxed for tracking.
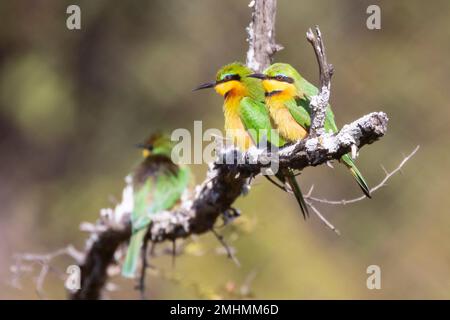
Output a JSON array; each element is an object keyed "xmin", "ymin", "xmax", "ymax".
[
  {"xmin": 240, "ymin": 96, "xmax": 285, "ymax": 147},
  {"xmin": 133, "ymin": 167, "xmax": 190, "ymax": 231},
  {"xmin": 285, "ymin": 98, "xmax": 311, "ymax": 129},
  {"xmin": 122, "ymin": 166, "xmax": 190, "ymax": 278}
]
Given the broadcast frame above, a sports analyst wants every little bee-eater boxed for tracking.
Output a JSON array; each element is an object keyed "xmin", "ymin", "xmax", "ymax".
[
  {"xmin": 194, "ymin": 62, "xmax": 309, "ymax": 218},
  {"xmin": 249, "ymin": 63, "xmax": 371, "ymax": 198},
  {"xmin": 122, "ymin": 133, "xmax": 191, "ymax": 278}
]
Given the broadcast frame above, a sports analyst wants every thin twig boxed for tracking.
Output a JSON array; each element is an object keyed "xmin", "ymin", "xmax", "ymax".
[
  {"xmin": 11, "ymin": 245, "xmax": 83, "ymax": 299},
  {"xmin": 211, "ymin": 228, "xmax": 241, "ymax": 267},
  {"xmin": 306, "ymin": 146, "xmax": 419, "ymax": 205},
  {"xmin": 305, "ymin": 201, "xmax": 340, "ymax": 235},
  {"xmin": 306, "ymin": 26, "xmax": 334, "ymax": 137}
]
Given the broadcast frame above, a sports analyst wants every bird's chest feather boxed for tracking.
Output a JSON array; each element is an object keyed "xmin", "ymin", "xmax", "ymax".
[
  {"xmin": 223, "ymin": 96, "xmax": 252, "ymax": 150},
  {"xmin": 268, "ymin": 97, "xmax": 308, "ymax": 142}
]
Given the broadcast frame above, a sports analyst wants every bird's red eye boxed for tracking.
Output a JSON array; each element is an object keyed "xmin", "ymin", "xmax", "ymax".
[{"xmin": 275, "ymin": 75, "xmax": 284, "ymax": 81}]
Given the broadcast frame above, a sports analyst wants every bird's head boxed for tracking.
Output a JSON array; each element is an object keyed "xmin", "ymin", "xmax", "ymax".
[
  {"xmin": 136, "ymin": 133, "xmax": 173, "ymax": 158},
  {"xmin": 248, "ymin": 63, "xmax": 302, "ymax": 98},
  {"xmin": 194, "ymin": 62, "xmax": 263, "ymax": 100}
]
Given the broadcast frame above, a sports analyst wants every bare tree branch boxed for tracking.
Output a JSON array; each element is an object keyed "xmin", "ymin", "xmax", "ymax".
[
  {"xmin": 11, "ymin": 245, "xmax": 83, "ymax": 299},
  {"xmin": 305, "ymin": 199, "xmax": 340, "ymax": 235},
  {"xmin": 306, "ymin": 26, "xmax": 334, "ymax": 137},
  {"xmin": 246, "ymin": 0, "xmax": 283, "ymax": 72},
  {"xmin": 211, "ymin": 228, "xmax": 241, "ymax": 267},
  {"xmin": 71, "ymin": 227, "xmax": 131, "ymax": 300}
]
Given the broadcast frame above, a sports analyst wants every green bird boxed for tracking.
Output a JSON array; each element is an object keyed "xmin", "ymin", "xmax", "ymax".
[
  {"xmin": 194, "ymin": 62, "xmax": 310, "ymax": 218},
  {"xmin": 249, "ymin": 63, "xmax": 371, "ymax": 198},
  {"xmin": 122, "ymin": 133, "xmax": 191, "ymax": 278}
]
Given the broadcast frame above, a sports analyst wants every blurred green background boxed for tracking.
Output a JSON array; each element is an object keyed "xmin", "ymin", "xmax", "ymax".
[{"xmin": 1, "ymin": 0, "xmax": 449, "ymax": 299}]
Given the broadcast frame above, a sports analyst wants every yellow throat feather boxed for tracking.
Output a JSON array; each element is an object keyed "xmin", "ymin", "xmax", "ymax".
[
  {"xmin": 216, "ymin": 81, "xmax": 253, "ymax": 150},
  {"xmin": 262, "ymin": 80, "xmax": 308, "ymax": 142}
]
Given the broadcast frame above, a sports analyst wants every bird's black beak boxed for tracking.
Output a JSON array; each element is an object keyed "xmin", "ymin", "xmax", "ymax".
[
  {"xmin": 135, "ymin": 142, "xmax": 147, "ymax": 149},
  {"xmin": 193, "ymin": 81, "xmax": 216, "ymax": 91},
  {"xmin": 248, "ymin": 73, "xmax": 267, "ymax": 80}
]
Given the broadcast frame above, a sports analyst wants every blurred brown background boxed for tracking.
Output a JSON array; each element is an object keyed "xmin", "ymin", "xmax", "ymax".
[{"xmin": 0, "ymin": 0, "xmax": 449, "ymax": 299}]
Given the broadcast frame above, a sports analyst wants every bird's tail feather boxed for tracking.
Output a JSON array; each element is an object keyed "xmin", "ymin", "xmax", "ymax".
[
  {"xmin": 285, "ymin": 170, "xmax": 309, "ymax": 219},
  {"xmin": 122, "ymin": 228, "xmax": 146, "ymax": 278},
  {"xmin": 341, "ymin": 154, "xmax": 371, "ymax": 198},
  {"xmin": 276, "ymin": 169, "xmax": 309, "ymax": 219}
]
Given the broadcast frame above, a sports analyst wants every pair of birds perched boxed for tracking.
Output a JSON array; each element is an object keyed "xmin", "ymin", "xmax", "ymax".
[
  {"xmin": 194, "ymin": 62, "xmax": 371, "ymax": 219},
  {"xmin": 122, "ymin": 62, "xmax": 371, "ymax": 278}
]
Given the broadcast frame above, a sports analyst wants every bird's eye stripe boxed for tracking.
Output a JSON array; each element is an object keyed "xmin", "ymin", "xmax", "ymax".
[
  {"xmin": 217, "ymin": 74, "xmax": 241, "ymax": 83},
  {"xmin": 270, "ymin": 75, "xmax": 294, "ymax": 83}
]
